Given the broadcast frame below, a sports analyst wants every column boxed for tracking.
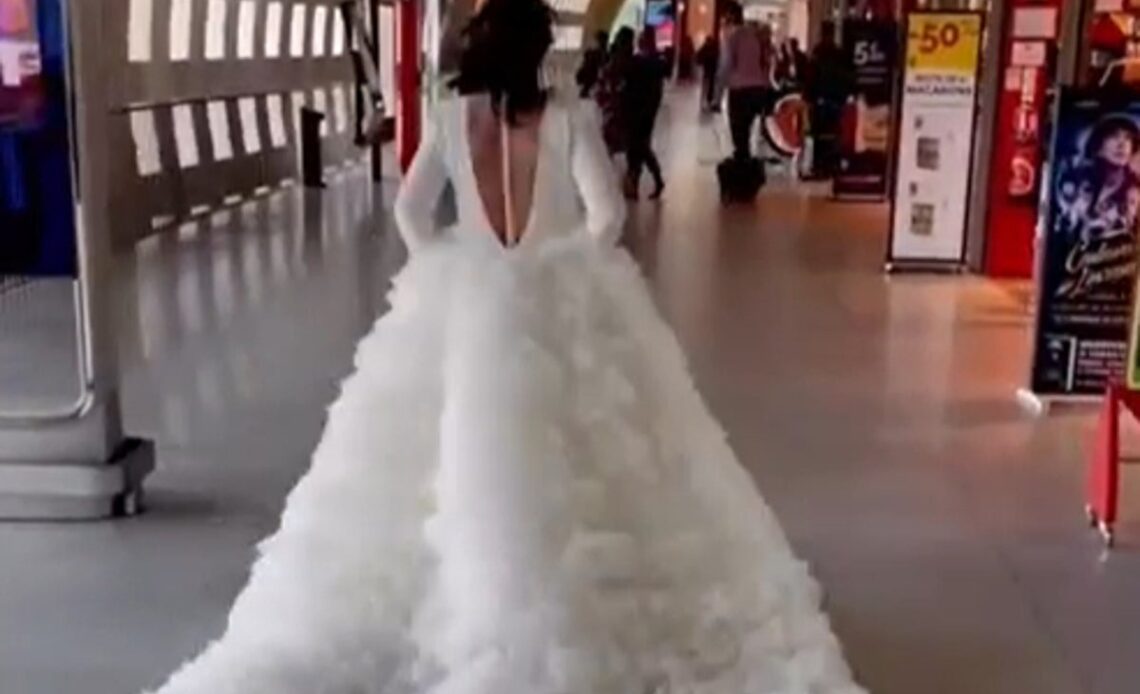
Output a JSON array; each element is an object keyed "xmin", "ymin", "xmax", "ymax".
[
  {"xmin": 0, "ymin": 0, "xmax": 153, "ymax": 519},
  {"xmin": 397, "ymin": 0, "xmax": 422, "ymax": 172}
]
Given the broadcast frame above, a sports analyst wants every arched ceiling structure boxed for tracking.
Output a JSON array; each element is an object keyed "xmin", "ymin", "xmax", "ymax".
[{"xmin": 581, "ymin": 0, "xmax": 627, "ymax": 36}]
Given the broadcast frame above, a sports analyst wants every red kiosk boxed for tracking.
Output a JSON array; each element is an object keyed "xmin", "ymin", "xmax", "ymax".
[{"xmin": 981, "ymin": 0, "xmax": 1062, "ymax": 279}]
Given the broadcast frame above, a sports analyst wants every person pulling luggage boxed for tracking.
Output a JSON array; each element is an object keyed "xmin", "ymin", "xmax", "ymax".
[
  {"xmin": 717, "ymin": 2, "xmax": 774, "ymax": 161},
  {"xmin": 715, "ymin": 2, "xmax": 772, "ymax": 202}
]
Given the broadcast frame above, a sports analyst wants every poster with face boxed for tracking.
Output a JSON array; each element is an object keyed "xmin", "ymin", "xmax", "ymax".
[
  {"xmin": 0, "ymin": 0, "xmax": 43, "ymax": 126},
  {"xmin": 0, "ymin": 0, "xmax": 75, "ymax": 278},
  {"xmin": 1030, "ymin": 91, "xmax": 1140, "ymax": 396}
]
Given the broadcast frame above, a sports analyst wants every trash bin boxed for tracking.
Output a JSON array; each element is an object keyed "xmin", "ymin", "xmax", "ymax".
[{"xmin": 300, "ymin": 107, "xmax": 325, "ymax": 188}]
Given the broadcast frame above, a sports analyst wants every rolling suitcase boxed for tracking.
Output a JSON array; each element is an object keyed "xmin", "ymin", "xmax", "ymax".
[{"xmin": 717, "ymin": 155, "xmax": 765, "ymax": 203}]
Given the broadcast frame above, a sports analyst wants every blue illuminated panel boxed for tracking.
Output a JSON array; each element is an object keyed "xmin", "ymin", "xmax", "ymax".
[{"xmin": 0, "ymin": 0, "xmax": 77, "ymax": 277}]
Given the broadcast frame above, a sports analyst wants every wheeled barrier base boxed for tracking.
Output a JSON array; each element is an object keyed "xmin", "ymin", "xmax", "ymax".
[{"xmin": 0, "ymin": 438, "xmax": 154, "ymax": 520}]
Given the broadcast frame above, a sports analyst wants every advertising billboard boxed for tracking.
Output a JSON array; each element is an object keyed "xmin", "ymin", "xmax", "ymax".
[
  {"xmin": 834, "ymin": 19, "xmax": 897, "ymax": 199},
  {"xmin": 1030, "ymin": 89, "xmax": 1140, "ymax": 397},
  {"xmin": 887, "ymin": 11, "xmax": 983, "ymax": 267},
  {"xmin": 0, "ymin": 0, "xmax": 77, "ymax": 277}
]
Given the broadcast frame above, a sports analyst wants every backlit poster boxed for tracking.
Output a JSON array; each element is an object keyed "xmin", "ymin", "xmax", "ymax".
[
  {"xmin": 834, "ymin": 19, "xmax": 897, "ymax": 199},
  {"xmin": 887, "ymin": 12, "xmax": 983, "ymax": 266},
  {"xmin": 1032, "ymin": 89, "xmax": 1140, "ymax": 397},
  {"xmin": 0, "ymin": 0, "xmax": 76, "ymax": 277},
  {"xmin": 645, "ymin": 0, "xmax": 674, "ymax": 49}
]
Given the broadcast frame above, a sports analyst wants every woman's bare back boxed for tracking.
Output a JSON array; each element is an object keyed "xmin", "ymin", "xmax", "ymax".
[{"xmin": 466, "ymin": 95, "xmax": 544, "ymax": 246}]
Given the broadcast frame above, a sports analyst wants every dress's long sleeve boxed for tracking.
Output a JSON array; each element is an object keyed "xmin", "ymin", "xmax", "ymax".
[
  {"xmin": 570, "ymin": 102, "xmax": 626, "ymax": 246},
  {"xmin": 394, "ymin": 116, "xmax": 448, "ymax": 254}
]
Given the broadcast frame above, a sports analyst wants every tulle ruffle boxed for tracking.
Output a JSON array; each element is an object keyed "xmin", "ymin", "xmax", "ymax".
[{"xmin": 147, "ymin": 234, "xmax": 866, "ymax": 694}]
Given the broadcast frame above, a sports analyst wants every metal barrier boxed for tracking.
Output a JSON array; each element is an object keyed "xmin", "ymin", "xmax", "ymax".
[
  {"xmin": 0, "ymin": 277, "xmax": 93, "ymax": 423},
  {"xmin": 105, "ymin": 0, "xmax": 364, "ymax": 248}
]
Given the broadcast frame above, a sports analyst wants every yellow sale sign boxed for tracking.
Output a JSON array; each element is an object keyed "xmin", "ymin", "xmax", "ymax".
[{"xmin": 905, "ymin": 12, "xmax": 982, "ymax": 75}]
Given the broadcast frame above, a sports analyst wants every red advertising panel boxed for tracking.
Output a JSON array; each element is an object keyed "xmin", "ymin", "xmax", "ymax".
[{"xmin": 982, "ymin": 0, "xmax": 1061, "ymax": 278}]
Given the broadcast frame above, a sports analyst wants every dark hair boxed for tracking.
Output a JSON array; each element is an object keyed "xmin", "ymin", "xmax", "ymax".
[
  {"xmin": 450, "ymin": 0, "xmax": 555, "ymax": 124},
  {"xmin": 1086, "ymin": 115, "xmax": 1140, "ymax": 160},
  {"xmin": 612, "ymin": 26, "xmax": 635, "ymax": 59},
  {"xmin": 723, "ymin": 1, "xmax": 743, "ymax": 24}
]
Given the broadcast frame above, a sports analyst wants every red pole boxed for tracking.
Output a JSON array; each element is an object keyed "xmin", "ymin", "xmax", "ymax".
[{"xmin": 396, "ymin": 0, "xmax": 421, "ymax": 173}]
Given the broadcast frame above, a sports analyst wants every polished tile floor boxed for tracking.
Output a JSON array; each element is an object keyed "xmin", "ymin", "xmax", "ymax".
[{"xmin": 4, "ymin": 99, "xmax": 1140, "ymax": 694}]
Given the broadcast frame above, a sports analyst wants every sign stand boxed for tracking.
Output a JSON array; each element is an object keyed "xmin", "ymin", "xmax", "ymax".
[
  {"xmin": 885, "ymin": 10, "xmax": 987, "ymax": 273},
  {"xmin": 834, "ymin": 19, "xmax": 898, "ymax": 201},
  {"xmin": 1014, "ymin": 387, "xmax": 1100, "ymax": 417},
  {"xmin": 884, "ymin": 260, "xmax": 966, "ymax": 275},
  {"xmin": 1084, "ymin": 383, "xmax": 1140, "ymax": 548},
  {"xmin": 1021, "ymin": 88, "xmax": 1140, "ymax": 408}
]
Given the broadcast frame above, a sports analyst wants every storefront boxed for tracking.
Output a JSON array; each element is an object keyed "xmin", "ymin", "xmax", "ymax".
[
  {"xmin": 867, "ymin": 0, "xmax": 1112, "ymax": 278},
  {"xmin": 846, "ymin": 0, "xmax": 1140, "ymax": 411}
]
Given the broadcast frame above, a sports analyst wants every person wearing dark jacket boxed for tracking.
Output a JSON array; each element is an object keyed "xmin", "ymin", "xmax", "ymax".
[
  {"xmin": 622, "ymin": 28, "xmax": 667, "ymax": 199},
  {"xmin": 806, "ymin": 22, "xmax": 849, "ymax": 177},
  {"xmin": 576, "ymin": 31, "xmax": 609, "ymax": 98},
  {"xmin": 595, "ymin": 28, "xmax": 634, "ymax": 155},
  {"xmin": 696, "ymin": 34, "xmax": 720, "ymax": 111},
  {"xmin": 718, "ymin": 4, "xmax": 775, "ymax": 160}
]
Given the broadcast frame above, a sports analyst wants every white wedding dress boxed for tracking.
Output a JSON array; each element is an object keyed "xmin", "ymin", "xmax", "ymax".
[{"xmin": 147, "ymin": 96, "xmax": 867, "ymax": 694}]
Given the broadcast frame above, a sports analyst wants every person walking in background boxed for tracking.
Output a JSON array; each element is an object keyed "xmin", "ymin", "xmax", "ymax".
[
  {"xmin": 677, "ymin": 33, "xmax": 695, "ymax": 80},
  {"xmin": 718, "ymin": 3, "xmax": 775, "ymax": 160},
  {"xmin": 621, "ymin": 27, "xmax": 667, "ymax": 199},
  {"xmin": 789, "ymin": 38, "xmax": 809, "ymax": 89},
  {"xmin": 696, "ymin": 33, "xmax": 720, "ymax": 111},
  {"xmin": 596, "ymin": 27, "xmax": 635, "ymax": 156},
  {"xmin": 576, "ymin": 30, "xmax": 609, "ymax": 98},
  {"xmin": 806, "ymin": 21, "xmax": 848, "ymax": 177},
  {"xmin": 774, "ymin": 39, "xmax": 807, "ymax": 91},
  {"xmin": 774, "ymin": 41, "xmax": 793, "ymax": 91}
]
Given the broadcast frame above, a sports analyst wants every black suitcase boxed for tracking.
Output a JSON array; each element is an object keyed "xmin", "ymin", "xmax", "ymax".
[{"xmin": 717, "ymin": 155, "xmax": 765, "ymax": 203}]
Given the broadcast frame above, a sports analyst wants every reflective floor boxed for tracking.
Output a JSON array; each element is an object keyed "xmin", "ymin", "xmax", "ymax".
[{"xmin": 4, "ymin": 96, "xmax": 1140, "ymax": 694}]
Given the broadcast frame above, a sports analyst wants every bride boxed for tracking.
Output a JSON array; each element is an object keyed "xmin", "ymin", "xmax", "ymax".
[{"xmin": 146, "ymin": 0, "xmax": 867, "ymax": 692}]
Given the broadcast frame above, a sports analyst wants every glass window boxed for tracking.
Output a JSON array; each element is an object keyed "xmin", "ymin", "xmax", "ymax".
[
  {"xmin": 172, "ymin": 104, "xmax": 200, "ymax": 168},
  {"xmin": 127, "ymin": 0, "xmax": 154, "ymax": 62},
  {"xmin": 332, "ymin": 84, "xmax": 348, "ymax": 132},
  {"xmin": 239, "ymin": 97, "xmax": 262, "ymax": 153},
  {"xmin": 289, "ymin": 3, "xmax": 308, "ymax": 57},
  {"xmin": 169, "ymin": 0, "xmax": 193, "ymax": 61},
  {"xmin": 265, "ymin": 2, "xmax": 284, "ymax": 58},
  {"xmin": 312, "ymin": 87, "xmax": 328, "ymax": 135},
  {"xmin": 331, "ymin": 9, "xmax": 345, "ymax": 55},
  {"xmin": 553, "ymin": 25, "xmax": 582, "ymax": 51},
  {"xmin": 378, "ymin": 4, "xmax": 395, "ymax": 109},
  {"xmin": 130, "ymin": 110, "xmax": 162, "ymax": 175},
  {"xmin": 207, "ymin": 100, "xmax": 233, "ymax": 160},
  {"xmin": 267, "ymin": 94, "xmax": 288, "ymax": 147},
  {"xmin": 311, "ymin": 5, "xmax": 327, "ymax": 57},
  {"xmin": 237, "ymin": 1, "xmax": 258, "ymax": 58},
  {"xmin": 204, "ymin": 0, "xmax": 228, "ymax": 60}
]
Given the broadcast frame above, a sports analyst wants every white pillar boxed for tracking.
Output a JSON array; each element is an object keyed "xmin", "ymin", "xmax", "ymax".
[
  {"xmin": 0, "ymin": 0, "xmax": 153, "ymax": 520},
  {"xmin": 789, "ymin": 0, "xmax": 810, "ymax": 45}
]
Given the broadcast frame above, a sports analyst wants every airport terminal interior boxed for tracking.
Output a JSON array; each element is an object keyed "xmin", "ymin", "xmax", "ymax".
[{"xmin": 8, "ymin": 0, "xmax": 1140, "ymax": 693}]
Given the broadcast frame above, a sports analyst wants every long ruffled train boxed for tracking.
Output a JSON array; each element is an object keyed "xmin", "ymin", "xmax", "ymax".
[{"xmin": 148, "ymin": 234, "xmax": 866, "ymax": 694}]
